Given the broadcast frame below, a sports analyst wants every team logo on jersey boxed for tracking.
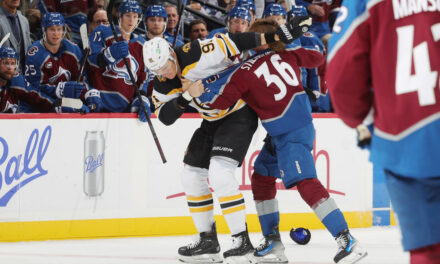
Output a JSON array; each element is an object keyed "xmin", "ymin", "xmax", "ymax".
[
  {"xmin": 182, "ymin": 43, "xmax": 191, "ymax": 53},
  {"xmin": 45, "ymin": 61, "xmax": 53, "ymax": 69},
  {"xmin": 205, "ymin": 74, "xmax": 219, "ymax": 84},
  {"xmin": 103, "ymin": 55, "xmax": 139, "ymax": 85},
  {"xmin": 49, "ymin": 66, "xmax": 71, "ymax": 83},
  {"xmin": 27, "ymin": 46, "xmax": 38, "ymax": 56},
  {"xmin": 303, "ymin": 32, "xmax": 314, "ymax": 38}
]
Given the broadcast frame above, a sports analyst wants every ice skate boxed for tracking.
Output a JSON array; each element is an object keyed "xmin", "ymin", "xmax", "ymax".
[
  {"xmin": 223, "ymin": 229, "xmax": 254, "ymax": 264},
  {"xmin": 252, "ymin": 226, "xmax": 288, "ymax": 263},
  {"xmin": 334, "ymin": 229, "xmax": 367, "ymax": 264},
  {"xmin": 178, "ymin": 223, "xmax": 222, "ymax": 263}
]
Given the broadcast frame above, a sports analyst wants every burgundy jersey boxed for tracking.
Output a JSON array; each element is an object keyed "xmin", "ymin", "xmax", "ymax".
[
  {"xmin": 327, "ymin": 0, "xmax": 440, "ymax": 177},
  {"xmin": 201, "ymin": 46, "xmax": 324, "ymax": 136},
  {"xmin": 88, "ymin": 25, "xmax": 148, "ymax": 112}
]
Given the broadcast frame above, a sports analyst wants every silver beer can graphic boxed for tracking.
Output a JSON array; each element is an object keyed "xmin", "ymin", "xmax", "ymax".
[{"xmin": 84, "ymin": 131, "xmax": 105, "ymax": 196}]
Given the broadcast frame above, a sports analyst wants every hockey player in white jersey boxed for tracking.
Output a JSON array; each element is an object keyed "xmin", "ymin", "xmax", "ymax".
[{"xmin": 143, "ymin": 15, "xmax": 312, "ymax": 263}]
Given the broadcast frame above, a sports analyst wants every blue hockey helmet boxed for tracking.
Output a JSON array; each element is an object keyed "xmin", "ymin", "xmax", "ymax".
[
  {"xmin": 228, "ymin": 6, "xmax": 251, "ymax": 23},
  {"xmin": 235, "ymin": 0, "xmax": 255, "ymax": 13},
  {"xmin": 0, "ymin": 47, "xmax": 18, "ymax": 60},
  {"xmin": 291, "ymin": 4, "xmax": 308, "ymax": 17},
  {"xmin": 144, "ymin": 5, "xmax": 168, "ymax": 35},
  {"xmin": 144, "ymin": 5, "xmax": 168, "ymax": 20},
  {"xmin": 263, "ymin": 3, "xmax": 287, "ymax": 18},
  {"xmin": 118, "ymin": 0, "xmax": 142, "ymax": 16},
  {"xmin": 41, "ymin": 12, "xmax": 65, "ymax": 31}
]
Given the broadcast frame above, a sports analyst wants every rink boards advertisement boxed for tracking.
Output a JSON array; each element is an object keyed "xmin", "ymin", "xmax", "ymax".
[{"xmin": 0, "ymin": 113, "xmax": 374, "ymax": 241}]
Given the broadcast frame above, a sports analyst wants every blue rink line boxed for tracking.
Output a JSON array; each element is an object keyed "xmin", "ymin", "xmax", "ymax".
[{"xmin": 373, "ymin": 165, "xmax": 391, "ymax": 226}]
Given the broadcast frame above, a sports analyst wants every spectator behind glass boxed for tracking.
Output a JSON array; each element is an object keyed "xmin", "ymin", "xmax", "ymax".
[
  {"xmin": 188, "ymin": 19, "xmax": 208, "ymax": 41},
  {"xmin": 0, "ymin": 0, "xmax": 32, "ymax": 73},
  {"xmin": 163, "ymin": 3, "xmax": 183, "ymax": 42},
  {"xmin": 87, "ymin": 8, "xmax": 109, "ymax": 34},
  {"xmin": 26, "ymin": 8, "xmax": 43, "ymax": 42},
  {"xmin": 96, "ymin": 0, "xmax": 106, "ymax": 9}
]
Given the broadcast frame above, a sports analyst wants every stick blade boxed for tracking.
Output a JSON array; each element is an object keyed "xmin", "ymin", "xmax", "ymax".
[
  {"xmin": 79, "ymin": 24, "xmax": 89, "ymax": 49},
  {"xmin": 61, "ymin": 98, "xmax": 84, "ymax": 109},
  {"xmin": 0, "ymin": 33, "xmax": 11, "ymax": 47}
]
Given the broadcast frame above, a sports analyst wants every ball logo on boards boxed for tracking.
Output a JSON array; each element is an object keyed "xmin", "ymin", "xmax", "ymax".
[
  {"xmin": 83, "ymin": 131, "xmax": 105, "ymax": 197},
  {"xmin": 0, "ymin": 126, "xmax": 51, "ymax": 207}
]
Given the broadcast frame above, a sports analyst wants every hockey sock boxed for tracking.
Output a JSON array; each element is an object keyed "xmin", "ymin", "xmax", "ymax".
[
  {"xmin": 181, "ymin": 165, "xmax": 214, "ymax": 233},
  {"xmin": 297, "ymin": 178, "xmax": 348, "ymax": 237},
  {"xmin": 410, "ymin": 242, "xmax": 440, "ymax": 264},
  {"xmin": 209, "ymin": 156, "xmax": 247, "ymax": 235},
  {"xmin": 256, "ymin": 199, "xmax": 280, "ymax": 236}
]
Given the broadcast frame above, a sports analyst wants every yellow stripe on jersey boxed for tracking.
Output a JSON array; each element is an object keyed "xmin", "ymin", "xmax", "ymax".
[
  {"xmin": 182, "ymin": 61, "xmax": 198, "ymax": 77},
  {"xmin": 187, "ymin": 194, "xmax": 213, "ymax": 202},
  {"xmin": 216, "ymin": 38, "xmax": 227, "ymax": 59},
  {"xmin": 222, "ymin": 204, "xmax": 245, "ymax": 215},
  {"xmin": 199, "ymin": 100, "xmax": 246, "ymax": 121},
  {"xmin": 167, "ymin": 87, "xmax": 183, "ymax": 96},
  {"xmin": 219, "ymin": 193, "xmax": 243, "ymax": 203},
  {"xmin": 189, "ymin": 205, "xmax": 214, "ymax": 213},
  {"xmin": 220, "ymin": 34, "xmax": 238, "ymax": 56}
]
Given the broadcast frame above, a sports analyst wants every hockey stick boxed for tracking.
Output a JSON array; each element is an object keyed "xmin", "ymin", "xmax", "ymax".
[
  {"xmin": 0, "ymin": 33, "xmax": 10, "ymax": 47},
  {"xmin": 77, "ymin": 23, "xmax": 90, "ymax": 82},
  {"xmin": 172, "ymin": 0, "xmax": 187, "ymax": 48},
  {"xmin": 107, "ymin": 0, "xmax": 167, "ymax": 163}
]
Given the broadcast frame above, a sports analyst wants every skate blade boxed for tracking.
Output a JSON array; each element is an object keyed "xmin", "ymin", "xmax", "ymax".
[
  {"xmin": 224, "ymin": 252, "xmax": 253, "ymax": 264},
  {"xmin": 178, "ymin": 253, "xmax": 223, "ymax": 263},
  {"xmin": 251, "ymin": 256, "xmax": 288, "ymax": 264},
  {"xmin": 338, "ymin": 247, "xmax": 368, "ymax": 264}
]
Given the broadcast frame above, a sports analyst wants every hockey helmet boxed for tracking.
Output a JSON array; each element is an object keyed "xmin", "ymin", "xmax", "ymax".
[
  {"xmin": 235, "ymin": 0, "xmax": 255, "ymax": 13},
  {"xmin": 228, "ymin": 6, "xmax": 251, "ymax": 24},
  {"xmin": 41, "ymin": 12, "xmax": 66, "ymax": 31},
  {"xmin": 144, "ymin": 5, "xmax": 168, "ymax": 20},
  {"xmin": 291, "ymin": 4, "xmax": 308, "ymax": 17},
  {"xmin": 0, "ymin": 47, "xmax": 18, "ymax": 71},
  {"xmin": 118, "ymin": 0, "xmax": 142, "ymax": 16},
  {"xmin": 143, "ymin": 37, "xmax": 175, "ymax": 73},
  {"xmin": 263, "ymin": 3, "xmax": 287, "ymax": 18},
  {"xmin": 144, "ymin": 5, "xmax": 168, "ymax": 35}
]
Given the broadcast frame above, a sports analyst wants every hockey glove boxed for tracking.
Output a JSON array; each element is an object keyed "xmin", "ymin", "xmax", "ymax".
[
  {"xmin": 275, "ymin": 16, "xmax": 312, "ymax": 44},
  {"xmin": 55, "ymin": 81, "xmax": 85, "ymax": 99},
  {"xmin": 130, "ymin": 95, "xmax": 151, "ymax": 122},
  {"xmin": 103, "ymin": 41, "xmax": 129, "ymax": 64},
  {"xmin": 85, "ymin": 89, "xmax": 103, "ymax": 112}
]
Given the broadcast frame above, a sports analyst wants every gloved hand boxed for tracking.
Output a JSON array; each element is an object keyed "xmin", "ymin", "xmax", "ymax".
[
  {"xmin": 130, "ymin": 95, "xmax": 151, "ymax": 122},
  {"xmin": 103, "ymin": 41, "xmax": 129, "ymax": 64},
  {"xmin": 55, "ymin": 81, "xmax": 85, "ymax": 98},
  {"xmin": 85, "ymin": 89, "xmax": 103, "ymax": 112},
  {"xmin": 277, "ymin": 16, "xmax": 312, "ymax": 43}
]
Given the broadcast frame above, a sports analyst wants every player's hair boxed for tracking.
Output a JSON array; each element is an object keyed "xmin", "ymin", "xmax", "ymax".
[{"xmin": 249, "ymin": 19, "xmax": 285, "ymax": 53}]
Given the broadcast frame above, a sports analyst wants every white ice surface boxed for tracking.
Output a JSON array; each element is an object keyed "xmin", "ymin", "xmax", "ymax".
[{"xmin": 0, "ymin": 226, "xmax": 409, "ymax": 264}]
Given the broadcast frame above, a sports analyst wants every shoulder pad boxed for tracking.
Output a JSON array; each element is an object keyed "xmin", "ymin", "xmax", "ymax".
[{"xmin": 175, "ymin": 40, "xmax": 202, "ymax": 70}]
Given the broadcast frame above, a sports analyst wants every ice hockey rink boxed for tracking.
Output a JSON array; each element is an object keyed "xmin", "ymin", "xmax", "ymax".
[{"xmin": 0, "ymin": 226, "xmax": 408, "ymax": 264}]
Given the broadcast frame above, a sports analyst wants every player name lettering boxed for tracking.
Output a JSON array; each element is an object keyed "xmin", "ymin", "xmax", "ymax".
[
  {"xmin": 0, "ymin": 126, "xmax": 51, "ymax": 207},
  {"xmin": 84, "ymin": 154, "xmax": 104, "ymax": 174},
  {"xmin": 392, "ymin": 0, "xmax": 440, "ymax": 20}
]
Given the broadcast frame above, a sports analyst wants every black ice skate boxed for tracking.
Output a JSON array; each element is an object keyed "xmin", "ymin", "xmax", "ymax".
[
  {"xmin": 334, "ymin": 229, "xmax": 367, "ymax": 264},
  {"xmin": 252, "ymin": 226, "xmax": 288, "ymax": 263},
  {"xmin": 223, "ymin": 229, "xmax": 254, "ymax": 264},
  {"xmin": 178, "ymin": 223, "xmax": 222, "ymax": 263}
]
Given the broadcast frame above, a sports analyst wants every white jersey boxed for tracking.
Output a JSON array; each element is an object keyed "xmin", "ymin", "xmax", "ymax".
[{"xmin": 153, "ymin": 33, "xmax": 248, "ymax": 121}]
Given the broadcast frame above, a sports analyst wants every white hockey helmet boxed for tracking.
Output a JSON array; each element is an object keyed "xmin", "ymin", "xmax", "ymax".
[{"xmin": 143, "ymin": 37, "xmax": 174, "ymax": 73}]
